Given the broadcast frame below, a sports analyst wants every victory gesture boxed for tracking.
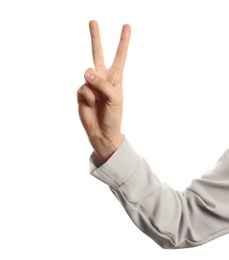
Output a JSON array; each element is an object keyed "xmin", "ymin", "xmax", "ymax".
[{"xmin": 77, "ymin": 20, "xmax": 131, "ymax": 163}]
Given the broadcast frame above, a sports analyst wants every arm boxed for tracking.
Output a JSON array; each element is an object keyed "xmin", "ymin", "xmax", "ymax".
[
  {"xmin": 89, "ymin": 137, "xmax": 229, "ymax": 249},
  {"xmin": 77, "ymin": 21, "xmax": 229, "ymax": 249}
]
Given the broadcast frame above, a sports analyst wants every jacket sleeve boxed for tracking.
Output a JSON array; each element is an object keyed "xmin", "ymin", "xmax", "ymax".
[{"xmin": 89, "ymin": 137, "xmax": 229, "ymax": 249}]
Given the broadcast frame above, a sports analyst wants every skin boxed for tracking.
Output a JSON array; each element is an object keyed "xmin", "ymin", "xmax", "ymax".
[{"xmin": 77, "ymin": 20, "xmax": 131, "ymax": 163}]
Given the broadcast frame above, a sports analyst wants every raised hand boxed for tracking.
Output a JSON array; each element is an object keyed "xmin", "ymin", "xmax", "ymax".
[{"xmin": 77, "ymin": 20, "xmax": 131, "ymax": 163}]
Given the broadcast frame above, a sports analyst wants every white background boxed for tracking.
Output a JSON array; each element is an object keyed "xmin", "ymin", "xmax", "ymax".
[{"xmin": 0, "ymin": 0, "xmax": 229, "ymax": 259}]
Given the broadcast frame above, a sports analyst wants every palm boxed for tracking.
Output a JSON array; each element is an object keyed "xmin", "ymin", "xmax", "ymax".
[{"xmin": 78, "ymin": 68, "xmax": 123, "ymax": 138}]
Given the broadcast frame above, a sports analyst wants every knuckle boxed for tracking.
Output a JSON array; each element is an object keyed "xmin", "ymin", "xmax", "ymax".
[
  {"xmin": 92, "ymin": 48, "xmax": 103, "ymax": 56},
  {"xmin": 117, "ymin": 50, "xmax": 127, "ymax": 57},
  {"xmin": 85, "ymin": 68, "xmax": 95, "ymax": 74},
  {"xmin": 78, "ymin": 84, "xmax": 87, "ymax": 94}
]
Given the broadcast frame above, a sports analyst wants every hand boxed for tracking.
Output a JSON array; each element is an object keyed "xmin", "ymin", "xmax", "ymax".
[{"xmin": 77, "ymin": 20, "xmax": 131, "ymax": 163}]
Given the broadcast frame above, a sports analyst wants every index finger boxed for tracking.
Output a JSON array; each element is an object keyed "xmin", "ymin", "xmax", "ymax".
[
  {"xmin": 89, "ymin": 20, "xmax": 106, "ymax": 69},
  {"xmin": 111, "ymin": 24, "xmax": 131, "ymax": 71}
]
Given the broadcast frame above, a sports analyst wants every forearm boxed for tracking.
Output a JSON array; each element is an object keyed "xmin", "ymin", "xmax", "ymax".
[{"xmin": 89, "ymin": 137, "xmax": 229, "ymax": 249}]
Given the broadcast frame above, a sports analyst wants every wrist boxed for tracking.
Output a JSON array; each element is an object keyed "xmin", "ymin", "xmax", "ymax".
[{"xmin": 89, "ymin": 133, "xmax": 124, "ymax": 163}]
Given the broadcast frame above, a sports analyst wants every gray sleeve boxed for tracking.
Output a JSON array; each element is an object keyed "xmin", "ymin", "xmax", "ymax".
[{"xmin": 89, "ymin": 137, "xmax": 229, "ymax": 249}]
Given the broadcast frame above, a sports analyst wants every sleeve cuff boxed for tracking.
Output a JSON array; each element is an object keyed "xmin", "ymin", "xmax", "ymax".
[{"xmin": 89, "ymin": 137, "xmax": 139, "ymax": 188}]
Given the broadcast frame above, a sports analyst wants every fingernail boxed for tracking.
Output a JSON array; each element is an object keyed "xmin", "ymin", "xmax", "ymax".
[{"xmin": 85, "ymin": 72, "xmax": 95, "ymax": 80}]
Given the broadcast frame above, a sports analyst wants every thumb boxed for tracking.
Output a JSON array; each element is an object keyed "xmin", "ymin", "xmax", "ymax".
[{"xmin": 84, "ymin": 69, "xmax": 116, "ymax": 101}]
